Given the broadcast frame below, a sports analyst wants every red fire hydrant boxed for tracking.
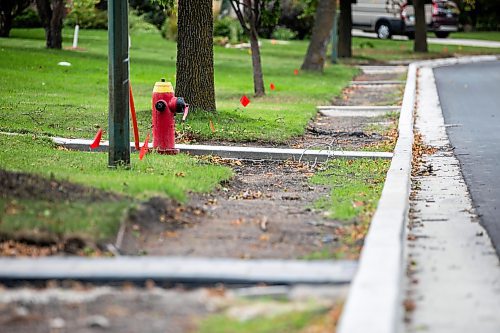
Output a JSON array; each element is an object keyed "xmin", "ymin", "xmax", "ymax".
[{"xmin": 152, "ymin": 79, "xmax": 189, "ymax": 154}]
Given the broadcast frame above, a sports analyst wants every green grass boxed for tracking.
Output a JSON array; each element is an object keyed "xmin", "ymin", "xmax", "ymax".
[
  {"xmin": 197, "ymin": 310, "xmax": 328, "ymax": 333},
  {"xmin": 310, "ymin": 159, "xmax": 390, "ymax": 221},
  {"xmin": 0, "ymin": 28, "xmax": 357, "ymax": 143},
  {"xmin": 0, "ymin": 198, "xmax": 130, "ymax": 241},
  {"xmin": 0, "ymin": 134, "xmax": 233, "ymax": 202},
  {"xmin": 0, "ymin": 133, "xmax": 232, "ymax": 242},
  {"xmin": 348, "ymin": 36, "xmax": 500, "ymax": 63},
  {"xmin": 450, "ymin": 31, "xmax": 500, "ymax": 41}
]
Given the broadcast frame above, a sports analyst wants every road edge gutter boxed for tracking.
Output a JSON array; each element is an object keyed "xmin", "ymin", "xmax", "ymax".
[{"xmin": 337, "ymin": 55, "xmax": 499, "ymax": 333}]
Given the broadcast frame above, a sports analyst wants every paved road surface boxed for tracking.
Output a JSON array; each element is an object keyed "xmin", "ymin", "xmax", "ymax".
[
  {"xmin": 352, "ymin": 29, "xmax": 500, "ymax": 48},
  {"xmin": 434, "ymin": 61, "xmax": 500, "ymax": 257}
]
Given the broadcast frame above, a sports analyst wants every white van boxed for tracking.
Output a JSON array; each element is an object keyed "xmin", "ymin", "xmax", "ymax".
[{"xmin": 352, "ymin": 0, "xmax": 459, "ymax": 39}]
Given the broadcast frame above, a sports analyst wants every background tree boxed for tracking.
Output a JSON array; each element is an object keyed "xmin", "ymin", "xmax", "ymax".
[
  {"xmin": 229, "ymin": 0, "xmax": 279, "ymax": 97},
  {"xmin": 154, "ymin": 0, "xmax": 216, "ymax": 111},
  {"xmin": 35, "ymin": 0, "xmax": 66, "ymax": 48},
  {"xmin": 176, "ymin": 0, "xmax": 216, "ymax": 111},
  {"xmin": 413, "ymin": 0, "xmax": 428, "ymax": 52},
  {"xmin": 0, "ymin": 0, "xmax": 31, "ymax": 37},
  {"xmin": 301, "ymin": 0, "xmax": 336, "ymax": 72},
  {"xmin": 338, "ymin": 0, "xmax": 352, "ymax": 58}
]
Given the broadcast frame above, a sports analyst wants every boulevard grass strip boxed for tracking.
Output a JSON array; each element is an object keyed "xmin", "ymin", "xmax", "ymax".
[
  {"xmin": 449, "ymin": 31, "xmax": 500, "ymax": 42},
  {"xmin": 303, "ymin": 158, "xmax": 390, "ymax": 260},
  {"xmin": 0, "ymin": 28, "xmax": 356, "ymax": 143},
  {"xmin": 348, "ymin": 36, "xmax": 500, "ymax": 63},
  {"xmin": 0, "ymin": 134, "xmax": 232, "ymax": 242},
  {"xmin": 197, "ymin": 308, "xmax": 337, "ymax": 333},
  {"xmin": 0, "ymin": 135, "xmax": 233, "ymax": 201}
]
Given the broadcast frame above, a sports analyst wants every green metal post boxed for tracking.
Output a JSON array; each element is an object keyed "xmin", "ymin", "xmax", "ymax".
[
  {"xmin": 331, "ymin": 11, "xmax": 339, "ymax": 64},
  {"xmin": 108, "ymin": 0, "xmax": 130, "ymax": 167}
]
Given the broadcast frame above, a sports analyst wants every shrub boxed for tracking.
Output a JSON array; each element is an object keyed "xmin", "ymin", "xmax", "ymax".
[
  {"xmin": 129, "ymin": 10, "xmax": 158, "ymax": 33},
  {"xmin": 271, "ymin": 26, "xmax": 297, "ymax": 40},
  {"xmin": 12, "ymin": 8, "xmax": 42, "ymax": 28},
  {"xmin": 161, "ymin": 13, "xmax": 178, "ymax": 41},
  {"xmin": 213, "ymin": 16, "xmax": 246, "ymax": 44},
  {"xmin": 65, "ymin": 0, "xmax": 107, "ymax": 29},
  {"xmin": 278, "ymin": 0, "xmax": 315, "ymax": 40}
]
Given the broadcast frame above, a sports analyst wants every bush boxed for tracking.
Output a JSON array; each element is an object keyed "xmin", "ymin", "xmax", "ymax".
[
  {"xmin": 12, "ymin": 8, "xmax": 42, "ymax": 28},
  {"xmin": 271, "ymin": 26, "xmax": 297, "ymax": 40},
  {"xmin": 213, "ymin": 17, "xmax": 246, "ymax": 44},
  {"xmin": 65, "ymin": 0, "xmax": 108, "ymax": 29},
  {"xmin": 161, "ymin": 13, "xmax": 177, "ymax": 41},
  {"xmin": 278, "ymin": 0, "xmax": 315, "ymax": 40},
  {"xmin": 129, "ymin": 10, "xmax": 159, "ymax": 33}
]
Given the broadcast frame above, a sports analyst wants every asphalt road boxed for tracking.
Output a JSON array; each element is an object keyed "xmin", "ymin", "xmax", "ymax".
[{"xmin": 434, "ymin": 61, "xmax": 500, "ymax": 257}]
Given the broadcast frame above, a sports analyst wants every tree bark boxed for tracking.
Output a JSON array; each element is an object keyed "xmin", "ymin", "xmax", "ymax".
[
  {"xmin": 35, "ymin": 0, "xmax": 66, "ymax": 49},
  {"xmin": 176, "ymin": 0, "xmax": 216, "ymax": 111},
  {"xmin": 338, "ymin": 0, "xmax": 352, "ymax": 58},
  {"xmin": 413, "ymin": 0, "xmax": 428, "ymax": 52},
  {"xmin": 0, "ymin": 12, "xmax": 13, "ymax": 37},
  {"xmin": 301, "ymin": 0, "xmax": 336, "ymax": 72},
  {"xmin": 0, "ymin": 0, "xmax": 31, "ymax": 37}
]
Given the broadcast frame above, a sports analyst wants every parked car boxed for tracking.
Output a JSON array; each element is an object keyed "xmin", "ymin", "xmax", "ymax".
[{"xmin": 352, "ymin": 0, "xmax": 460, "ymax": 39}]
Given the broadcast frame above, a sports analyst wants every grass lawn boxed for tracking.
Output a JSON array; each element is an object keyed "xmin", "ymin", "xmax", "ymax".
[
  {"xmin": 303, "ymin": 158, "xmax": 390, "ymax": 260},
  {"xmin": 450, "ymin": 31, "xmax": 500, "ymax": 41},
  {"xmin": 0, "ymin": 28, "xmax": 357, "ymax": 143},
  {"xmin": 348, "ymin": 36, "xmax": 500, "ymax": 63},
  {"xmin": 0, "ymin": 133, "xmax": 232, "ymax": 243},
  {"xmin": 0, "ymin": 28, "xmax": 354, "ymax": 243}
]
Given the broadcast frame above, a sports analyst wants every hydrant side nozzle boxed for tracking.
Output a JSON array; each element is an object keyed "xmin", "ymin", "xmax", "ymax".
[
  {"xmin": 155, "ymin": 100, "xmax": 167, "ymax": 112},
  {"xmin": 175, "ymin": 97, "xmax": 186, "ymax": 114}
]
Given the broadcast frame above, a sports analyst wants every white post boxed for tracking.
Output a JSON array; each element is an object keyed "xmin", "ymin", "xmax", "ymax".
[{"xmin": 72, "ymin": 24, "xmax": 80, "ymax": 49}]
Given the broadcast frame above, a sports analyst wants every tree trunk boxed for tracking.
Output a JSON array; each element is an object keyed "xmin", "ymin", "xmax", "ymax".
[
  {"xmin": 35, "ymin": 0, "xmax": 66, "ymax": 49},
  {"xmin": 1, "ymin": 0, "xmax": 31, "ymax": 38},
  {"xmin": 413, "ymin": 0, "xmax": 428, "ymax": 52},
  {"xmin": 176, "ymin": 0, "xmax": 216, "ymax": 111},
  {"xmin": 0, "ymin": 12, "xmax": 13, "ymax": 37},
  {"xmin": 247, "ymin": 1, "xmax": 265, "ymax": 97},
  {"xmin": 301, "ymin": 0, "xmax": 336, "ymax": 72},
  {"xmin": 338, "ymin": 0, "xmax": 352, "ymax": 58}
]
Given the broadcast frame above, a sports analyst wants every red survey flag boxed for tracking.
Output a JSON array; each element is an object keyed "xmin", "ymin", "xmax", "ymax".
[
  {"xmin": 270, "ymin": 83, "xmax": 276, "ymax": 91},
  {"xmin": 139, "ymin": 132, "xmax": 150, "ymax": 160},
  {"xmin": 240, "ymin": 95, "xmax": 250, "ymax": 107},
  {"xmin": 90, "ymin": 128, "xmax": 103, "ymax": 149}
]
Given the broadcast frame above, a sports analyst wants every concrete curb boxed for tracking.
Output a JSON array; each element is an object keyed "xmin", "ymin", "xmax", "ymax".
[
  {"xmin": 52, "ymin": 138, "xmax": 393, "ymax": 161},
  {"xmin": 337, "ymin": 55, "xmax": 499, "ymax": 333},
  {"xmin": 0, "ymin": 257, "xmax": 357, "ymax": 285}
]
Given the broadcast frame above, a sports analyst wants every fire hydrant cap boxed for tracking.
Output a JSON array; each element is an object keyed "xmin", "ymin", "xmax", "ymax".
[{"xmin": 153, "ymin": 81, "xmax": 174, "ymax": 94}]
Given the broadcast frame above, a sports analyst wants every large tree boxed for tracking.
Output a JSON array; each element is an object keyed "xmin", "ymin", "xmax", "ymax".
[
  {"xmin": 413, "ymin": 0, "xmax": 428, "ymax": 52},
  {"xmin": 35, "ymin": 0, "xmax": 66, "ymax": 49},
  {"xmin": 338, "ymin": 0, "xmax": 352, "ymax": 58},
  {"xmin": 0, "ymin": 0, "xmax": 31, "ymax": 37},
  {"xmin": 176, "ymin": 0, "xmax": 216, "ymax": 111},
  {"xmin": 229, "ymin": 0, "xmax": 279, "ymax": 97},
  {"xmin": 301, "ymin": 0, "xmax": 336, "ymax": 72},
  {"xmin": 154, "ymin": 0, "xmax": 216, "ymax": 111}
]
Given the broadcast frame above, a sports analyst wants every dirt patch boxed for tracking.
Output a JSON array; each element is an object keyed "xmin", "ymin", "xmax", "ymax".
[
  {"xmin": 120, "ymin": 159, "xmax": 347, "ymax": 259},
  {"xmin": 0, "ymin": 169, "xmax": 122, "ymax": 203},
  {"xmin": 287, "ymin": 113, "xmax": 391, "ymax": 150},
  {"xmin": 333, "ymin": 84, "xmax": 403, "ymax": 107}
]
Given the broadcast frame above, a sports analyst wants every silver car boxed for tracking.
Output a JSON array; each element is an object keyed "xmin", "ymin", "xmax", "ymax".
[{"xmin": 352, "ymin": 0, "xmax": 459, "ymax": 39}]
